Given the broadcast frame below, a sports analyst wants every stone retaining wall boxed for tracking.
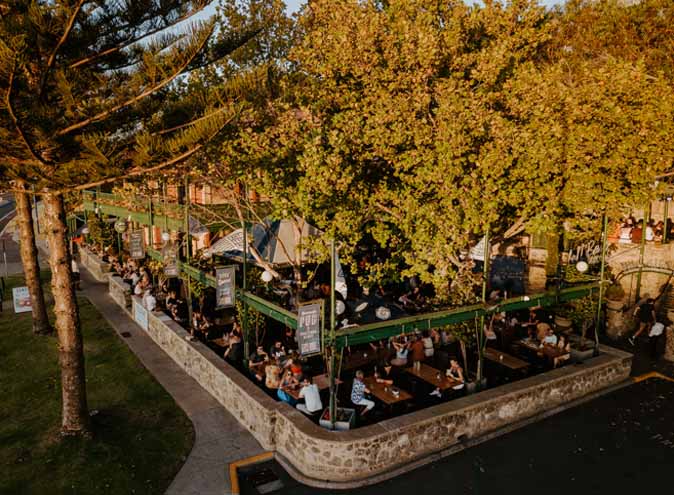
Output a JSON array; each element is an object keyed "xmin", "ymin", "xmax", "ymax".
[
  {"xmin": 79, "ymin": 247, "xmax": 111, "ymax": 282},
  {"xmin": 109, "ymin": 275, "xmax": 131, "ymax": 308},
  {"xmin": 123, "ymin": 288, "xmax": 632, "ymax": 487}
]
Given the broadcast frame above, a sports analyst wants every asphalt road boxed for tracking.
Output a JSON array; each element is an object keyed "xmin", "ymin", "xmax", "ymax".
[{"xmin": 240, "ymin": 377, "xmax": 674, "ymax": 495}]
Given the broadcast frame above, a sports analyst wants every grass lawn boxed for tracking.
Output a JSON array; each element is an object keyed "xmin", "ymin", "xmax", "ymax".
[{"xmin": 0, "ymin": 273, "xmax": 194, "ymax": 494}]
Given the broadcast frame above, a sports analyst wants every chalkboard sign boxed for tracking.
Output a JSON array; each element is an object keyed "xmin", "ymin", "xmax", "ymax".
[
  {"xmin": 215, "ymin": 266, "xmax": 236, "ymax": 309},
  {"xmin": 162, "ymin": 243, "xmax": 179, "ymax": 278},
  {"xmin": 129, "ymin": 230, "xmax": 145, "ymax": 259},
  {"xmin": 297, "ymin": 302, "xmax": 322, "ymax": 356},
  {"xmin": 490, "ymin": 255, "xmax": 526, "ymax": 295}
]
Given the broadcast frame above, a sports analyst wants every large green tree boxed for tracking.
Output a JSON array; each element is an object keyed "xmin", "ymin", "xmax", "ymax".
[
  {"xmin": 0, "ymin": 0, "xmax": 260, "ymax": 436},
  {"xmin": 217, "ymin": 0, "xmax": 674, "ymax": 299}
]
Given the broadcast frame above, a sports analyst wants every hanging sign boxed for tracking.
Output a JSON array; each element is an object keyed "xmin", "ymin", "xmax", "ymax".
[
  {"xmin": 215, "ymin": 266, "xmax": 236, "ymax": 309},
  {"xmin": 114, "ymin": 219, "xmax": 127, "ymax": 233},
  {"xmin": 567, "ymin": 240, "xmax": 602, "ymax": 266},
  {"xmin": 162, "ymin": 242, "xmax": 179, "ymax": 278},
  {"xmin": 12, "ymin": 286, "xmax": 32, "ymax": 313},
  {"xmin": 297, "ymin": 301, "xmax": 322, "ymax": 356},
  {"xmin": 129, "ymin": 230, "xmax": 145, "ymax": 259}
]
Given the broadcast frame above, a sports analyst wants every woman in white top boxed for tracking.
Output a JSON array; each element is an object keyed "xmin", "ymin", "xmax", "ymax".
[{"xmin": 391, "ymin": 339, "xmax": 409, "ymax": 366}]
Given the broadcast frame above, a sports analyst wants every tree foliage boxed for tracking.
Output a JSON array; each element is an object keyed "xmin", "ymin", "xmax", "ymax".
[{"xmin": 213, "ymin": 0, "xmax": 674, "ymax": 300}]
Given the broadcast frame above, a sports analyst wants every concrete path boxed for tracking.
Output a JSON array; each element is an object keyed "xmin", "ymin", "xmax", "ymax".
[
  {"xmin": 79, "ymin": 269, "xmax": 265, "ymax": 495},
  {"xmin": 77, "ymin": 269, "xmax": 264, "ymax": 495}
]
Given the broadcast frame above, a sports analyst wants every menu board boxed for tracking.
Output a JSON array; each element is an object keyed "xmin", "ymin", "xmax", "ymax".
[
  {"xmin": 129, "ymin": 230, "xmax": 145, "ymax": 259},
  {"xmin": 215, "ymin": 266, "xmax": 236, "ymax": 309},
  {"xmin": 297, "ymin": 302, "xmax": 322, "ymax": 356},
  {"xmin": 133, "ymin": 297, "xmax": 149, "ymax": 331},
  {"xmin": 12, "ymin": 286, "xmax": 32, "ymax": 313}
]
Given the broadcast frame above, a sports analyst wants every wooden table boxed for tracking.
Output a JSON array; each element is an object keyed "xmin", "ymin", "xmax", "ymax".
[
  {"xmin": 405, "ymin": 363, "xmax": 462, "ymax": 390},
  {"xmin": 286, "ymin": 374, "xmax": 343, "ymax": 401},
  {"xmin": 341, "ymin": 348, "xmax": 389, "ymax": 371},
  {"xmin": 483, "ymin": 347, "xmax": 530, "ymax": 371},
  {"xmin": 516, "ymin": 339, "xmax": 567, "ymax": 361},
  {"xmin": 362, "ymin": 377, "xmax": 413, "ymax": 405},
  {"xmin": 210, "ymin": 337, "xmax": 229, "ymax": 348}
]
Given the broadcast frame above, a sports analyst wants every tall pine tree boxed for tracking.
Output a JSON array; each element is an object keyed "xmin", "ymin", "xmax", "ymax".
[{"xmin": 0, "ymin": 1, "xmax": 261, "ymax": 436}]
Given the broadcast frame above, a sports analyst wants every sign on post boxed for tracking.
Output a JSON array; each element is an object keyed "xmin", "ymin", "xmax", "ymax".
[
  {"xmin": 133, "ymin": 297, "xmax": 149, "ymax": 331},
  {"xmin": 162, "ymin": 242, "xmax": 179, "ymax": 278},
  {"xmin": 12, "ymin": 286, "xmax": 32, "ymax": 313},
  {"xmin": 215, "ymin": 266, "xmax": 236, "ymax": 309},
  {"xmin": 297, "ymin": 301, "xmax": 322, "ymax": 356},
  {"xmin": 129, "ymin": 230, "xmax": 145, "ymax": 259}
]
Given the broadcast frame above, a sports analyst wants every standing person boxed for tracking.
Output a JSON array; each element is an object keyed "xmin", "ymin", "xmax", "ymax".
[
  {"xmin": 410, "ymin": 335, "xmax": 425, "ymax": 368},
  {"xmin": 648, "ymin": 321, "xmax": 665, "ymax": 358},
  {"xmin": 351, "ymin": 370, "xmax": 375, "ymax": 416},
  {"xmin": 71, "ymin": 258, "xmax": 81, "ymax": 290},
  {"xmin": 629, "ymin": 298, "xmax": 656, "ymax": 345}
]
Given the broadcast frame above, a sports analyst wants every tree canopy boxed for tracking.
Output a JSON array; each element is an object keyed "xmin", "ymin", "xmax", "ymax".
[{"xmin": 212, "ymin": 0, "xmax": 674, "ymax": 298}]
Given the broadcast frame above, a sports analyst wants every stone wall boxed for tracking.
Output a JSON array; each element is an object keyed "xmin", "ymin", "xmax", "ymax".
[
  {"xmin": 272, "ymin": 347, "xmax": 631, "ymax": 485},
  {"xmin": 109, "ymin": 275, "xmax": 131, "ymax": 308},
  {"xmin": 126, "ymin": 295, "xmax": 632, "ymax": 487},
  {"xmin": 665, "ymin": 327, "xmax": 674, "ymax": 363},
  {"xmin": 79, "ymin": 247, "xmax": 111, "ymax": 282},
  {"xmin": 136, "ymin": 300, "xmax": 279, "ymax": 449}
]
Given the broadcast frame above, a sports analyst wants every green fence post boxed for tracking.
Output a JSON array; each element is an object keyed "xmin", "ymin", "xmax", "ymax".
[
  {"xmin": 635, "ymin": 202, "xmax": 650, "ymax": 303},
  {"xmin": 594, "ymin": 213, "xmax": 608, "ymax": 354}
]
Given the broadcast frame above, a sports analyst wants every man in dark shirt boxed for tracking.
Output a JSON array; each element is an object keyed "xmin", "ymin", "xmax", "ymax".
[{"xmin": 629, "ymin": 298, "xmax": 656, "ymax": 345}]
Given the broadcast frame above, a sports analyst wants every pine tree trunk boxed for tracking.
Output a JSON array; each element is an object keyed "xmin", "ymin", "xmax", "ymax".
[
  {"xmin": 15, "ymin": 182, "xmax": 52, "ymax": 335},
  {"xmin": 43, "ymin": 192, "xmax": 90, "ymax": 436}
]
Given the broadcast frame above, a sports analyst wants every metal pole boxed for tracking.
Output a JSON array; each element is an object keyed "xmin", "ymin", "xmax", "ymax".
[
  {"xmin": 148, "ymin": 196, "xmax": 154, "ymax": 249},
  {"xmin": 635, "ymin": 202, "xmax": 650, "ymax": 303},
  {"xmin": 184, "ymin": 174, "xmax": 192, "ymax": 329},
  {"xmin": 664, "ymin": 198, "xmax": 670, "ymax": 244},
  {"xmin": 163, "ymin": 180, "xmax": 168, "ymax": 235},
  {"xmin": 594, "ymin": 213, "xmax": 608, "ymax": 355},
  {"xmin": 329, "ymin": 239, "xmax": 337, "ymax": 428},
  {"xmin": 477, "ymin": 230, "xmax": 490, "ymax": 383},
  {"xmin": 242, "ymin": 185, "xmax": 250, "ymax": 366}
]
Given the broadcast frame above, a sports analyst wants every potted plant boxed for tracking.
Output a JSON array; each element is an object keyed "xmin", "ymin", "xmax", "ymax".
[
  {"xmin": 319, "ymin": 407, "xmax": 355, "ymax": 431},
  {"xmin": 567, "ymin": 295, "xmax": 597, "ymax": 362},
  {"xmin": 605, "ymin": 283, "xmax": 625, "ymax": 311},
  {"xmin": 552, "ymin": 304, "xmax": 573, "ymax": 332}
]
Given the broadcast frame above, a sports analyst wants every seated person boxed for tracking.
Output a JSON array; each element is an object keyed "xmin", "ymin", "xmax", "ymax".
[
  {"xmin": 483, "ymin": 316, "xmax": 498, "ymax": 346},
  {"xmin": 249, "ymin": 345, "xmax": 268, "ymax": 365},
  {"xmin": 350, "ymin": 370, "xmax": 374, "ymax": 416},
  {"xmin": 224, "ymin": 333, "xmax": 243, "ymax": 366},
  {"xmin": 142, "ymin": 289, "xmax": 156, "ymax": 312},
  {"xmin": 265, "ymin": 358, "xmax": 282, "ymax": 390},
  {"xmin": 430, "ymin": 358, "xmax": 464, "ymax": 397},
  {"xmin": 541, "ymin": 327, "xmax": 558, "ymax": 347},
  {"xmin": 269, "ymin": 341, "xmax": 287, "ymax": 361},
  {"xmin": 553, "ymin": 335, "xmax": 571, "ymax": 368},
  {"xmin": 296, "ymin": 376, "xmax": 323, "ymax": 415},
  {"xmin": 536, "ymin": 322, "xmax": 552, "ymax": 342},
  {"xmin": 373, "ymin": 368, "xmax": 393, "ymax": 386},
  {"xmin": 277, "ymin": 369, "xmax": 299, "ymax": 405}
]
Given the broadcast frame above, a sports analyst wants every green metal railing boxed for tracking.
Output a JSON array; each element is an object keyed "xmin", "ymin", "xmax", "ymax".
[{"xmin": 334, "ymin": 283, "xmax": 598, "ymax": 347}]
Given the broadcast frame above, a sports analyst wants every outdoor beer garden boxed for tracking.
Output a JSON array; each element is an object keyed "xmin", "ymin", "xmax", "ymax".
[{"xmin": 70, "ymin": 186, "xmax": 621, "ymax": 431}]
